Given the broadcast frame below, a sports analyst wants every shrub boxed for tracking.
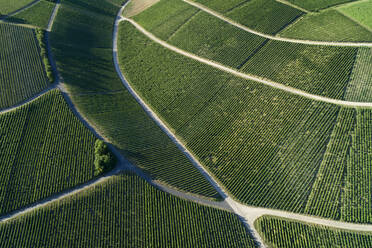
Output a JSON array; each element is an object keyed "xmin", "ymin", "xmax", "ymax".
[
  {"xmin": 35, "ymin": 28, "xmax": 54, "ymax": 84},
  {"xmin": 94, "ymin": 140, "xmax": 116, "ymax": 176}
]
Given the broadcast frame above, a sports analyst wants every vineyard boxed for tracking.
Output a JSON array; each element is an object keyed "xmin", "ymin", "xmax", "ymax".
[
  {"xmin": 255, "ymin": 215, "xmax": 372, "ymax": 247},
  {"xmin": 6, "ymin": 0, "xmax": 56, "ymax": 29},
  {"xmin": 119, "ymin": 22, "xmax": 344, "ymax": 213},
  {"xmin": 344, "ymin": 48, "xmax": 372, "ymax": 102},
  {"xmin": 279, "ymin": 10, "xmax": 372, "ymax": 42},
  {"xmin": 192, "ymin": 0, "xmax": 304, "ymax": 34},
  {"xmin": 0, "ymin": 90, "xmax": 97, "ymax": 216},
  {"xmin": 338, "ymin": 0, "xmax": 372, "ymax": 30},
  {"xmin": 240, "ymin": 40, "xmax": 357, "ymax": 100},
  {"xmin": 0, "ymin": 173, "xmax": 256, "ymax": 247},
  {"xmin": 285, "ymin": 0, "xmax": 355, "ymax": 11},
  {"xmin": 134, "ymin": 1, "xmax": 358, "ymax": 100},
  {"xmin": 50, "ymin": 0, "xmax": 219, "ymax": 199},
  {"xmin": 0, "ymin": 0, "xmax": 34, "ymax": 15},
  {"xmin": 0, "ymin": 23, "xmax": 49, "ymax": 110}
]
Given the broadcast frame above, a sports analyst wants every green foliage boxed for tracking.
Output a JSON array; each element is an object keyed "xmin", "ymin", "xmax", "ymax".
[
  {"xmin": 286, "ymin": 0, "xmax": 356, "ymax": 11},
  {"xmin": 118, "ymin": 22, "xmax": 342, "ymax": 212},
  {"xmin": 0, "ymin": 173, "xmax": 256, "ymax": 247},
  {"xmin": 94, "ymin": 140, "xmax": 115, "ymax": 176},
  {"xmin": 255, "ymin": 215, "xmax": 372, "ymax": 248},
  {"xmin": 35, "ymin": 28, "xmax": 54, "ymax": 83},
  {"xmin": 280, "ymin": 10, "xmax": 372, "ymax": 42},
  {"xmin": 50, "ymin": 0, "xmax": 220, "ymax": 199},
  {"xmin": 0, "ymin": 90, "xmax": 96, "ymax": 215},
  {"xmin": 6, "ymin": 0, "xmax": 56, "ymax": 29},
  {"xmin": 0, "ymin": 23, "xmax": 49, "ymax": 110}
]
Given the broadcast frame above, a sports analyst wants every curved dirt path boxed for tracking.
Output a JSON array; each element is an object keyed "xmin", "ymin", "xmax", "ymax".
[
  {"xmin": 184, "ymin": 0, "xmax": 372, "ymax": 48},
  {"xmin": 122, "ymin": 18, "xmax": 372, "ymax": 108}
]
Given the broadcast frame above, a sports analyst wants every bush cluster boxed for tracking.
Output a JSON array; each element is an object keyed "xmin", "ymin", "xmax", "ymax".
[
  {"xmin": 35, "ymin": 28, "xmax": 54, "ymax": 83},
  {"xmin": 94, "ymin": 140, "xmax": 116, "ymax": 176}
]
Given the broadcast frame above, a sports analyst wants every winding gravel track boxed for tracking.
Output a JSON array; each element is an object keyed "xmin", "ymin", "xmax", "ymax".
[
  {"xmin": 122, "ymin": 17, "xmax": 372, "ymax": 108},
  {"xmin": 183, "ymin": 0, "xmax": 372, "ymax": 48}
]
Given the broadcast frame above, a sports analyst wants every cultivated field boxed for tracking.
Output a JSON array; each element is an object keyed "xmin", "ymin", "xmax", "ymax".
[
  {"xmin": 0, "ymin": 0, "xmax": 35, "ymax": 15},
  {"xmin": 50, "ymin": 0, "xmax": 220, "ymax": 199},
  {"xmin": 0, "ymin": 173, "xmax": 256, "ymax": 247},
  {"xmin": 255, "ymin": 215, "xmax": 372, "ymax": 247},
  {"xmin": 0, "ymin": 23, "xmax": 49, "ymax": 109},
  {"xmin": 0, "ymin": 90, "xmax": 96, "ymax": 216},
  {"xmin": 6, "ymin": 0, "xmax": 56, "ymax": 29}
]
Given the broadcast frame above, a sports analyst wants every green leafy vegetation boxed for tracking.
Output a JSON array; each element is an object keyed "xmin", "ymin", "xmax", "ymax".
[
  {"xmin": 240, "ymin": 40, "xmax": 357, "ymax": 100},
  {"xmin": 119, "ymin": 22, "xmax": 343, "ymax": 213},
  {"xmin": 338, "ymin": 0, "xmax": 372, "ymax": 30},
  {"xmin": 0, "ymin": 23, "xmax": 49, "ymax": 109},
  {"xmin": 286, "ymin": 0, "xmax": 356, "ymax": 11},
  {"xmin": 0, "ymin": 90, "xmax": 96, "ymax": 215},
  {"xmin": 94, "ymin": 140, "xmax": 116, "ymax": 176},
  {"xmin": 0, "ymin": 0, "xmax": 35, "ymax": 15},
  {"xmin": 0, "ymin": 173, "xmax": 257, "ymax": 247},
  {"xmin": 35, "ymin": 28, "xmax": 54, "ymax": 83},
  {"xmin": 5, "ymin": 0, "xmax": 55, "ymax": 29},
  {"xmin": 280, "ymin": 9, "xmax": 372, "ymax": 41},
  {"xmin": 50, "ymin": 0, "xmax": 220, "ymax": 199},
  {"xmin": 255, "ymin": 215, "xmax": 372, "ymax": 248},
  {"xmin": 193, "ymin": 0, "xmax": 304, "ymax": 34}
]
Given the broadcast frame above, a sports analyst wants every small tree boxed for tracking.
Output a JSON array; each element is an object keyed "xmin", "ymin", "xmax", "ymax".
[{"xmin": 94, "ymin": 140, "xmax": 116, "ymax": 176}]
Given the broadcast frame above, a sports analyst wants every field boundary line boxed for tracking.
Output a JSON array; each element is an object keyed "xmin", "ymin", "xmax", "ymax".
[
  {"xmin": 47, "ymin": 0, "xmax": 60, "ymax": 32},
  {"xmin": 183, "ymin": 0, "xmax": 372, "ymax": 47},
  {"xmin": 122, "ymin": 18, "xmax": 372, "ymax": 108}
]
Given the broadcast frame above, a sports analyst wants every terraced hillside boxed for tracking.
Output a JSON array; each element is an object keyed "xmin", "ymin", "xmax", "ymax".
[
  {"xmin": 0, "ymin": 90, "xmax": 97, "ymax": 216},
  {"xmin": 0, "ymin": 173, "xmax": 257, "ymax": 247},
  {"xmin": 0, "ymin": 23, "xmax": 49, "ymax": 109}
]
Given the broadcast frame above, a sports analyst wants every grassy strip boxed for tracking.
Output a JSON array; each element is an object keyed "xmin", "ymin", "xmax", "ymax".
[
  {"xmin": 0, "ymin": 173, "xmax": 257, "ymax": 247},
  {"xmin": 35, "ymin": 28, "xmax": 54, "ymax": 83},
  {"xmin": 255, "ymin": 215, "xmax": 372, "ymax": 248}
]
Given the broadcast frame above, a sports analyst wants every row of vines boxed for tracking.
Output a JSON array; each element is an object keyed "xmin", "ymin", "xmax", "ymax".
[
  {"xmin": 0, "ymin": 90, "xmax": 96, "ymax": 215},
  {"xmin": 0, "ymin": 173, "xmax": 257, "ymax": 247}
]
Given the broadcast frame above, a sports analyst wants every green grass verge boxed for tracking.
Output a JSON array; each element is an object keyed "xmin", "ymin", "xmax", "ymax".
[
  {"xmin": 0, "ymin": 23, "xmax": 49, "ymax": 110},
  {"xmin": 338, "ymin": 0, "xmax": 372, "ymax": 30},
  {"xmin": 286, "ymin": 0, "xmax": 356, "ymax": 11},
  {"xmin": 255, "ymin": 215, "xmax": 372, "ymax": 248},
  {"xmin": 0, "ymin": 173, "xmax": 257, "ymax": 247},
  {"xmin": 279, "ymin": 9, "xmax": 372, "ymax": 42},
  {"xmin": 0, "ymin": 90, "xmax": 97, "ymax": 216},
  {"xmin": 119, "ymin": 22, "xmax": 343, "ymax": 213},
  {"xmin": 5, "ymin": 0, "xmax": 55, "ymax": 29},
  {"xmin": 0, "ymin": 0, "xmax": 35, "ymax": 15},
  {"xmin": 50, "ymin": 0, "xmax": 220, "ymax": 199}
]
